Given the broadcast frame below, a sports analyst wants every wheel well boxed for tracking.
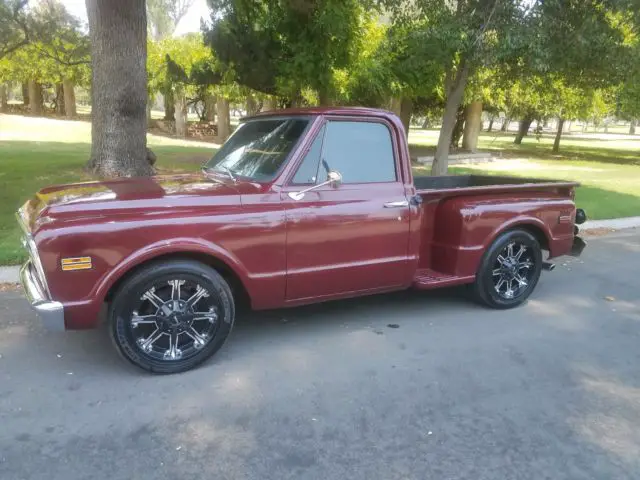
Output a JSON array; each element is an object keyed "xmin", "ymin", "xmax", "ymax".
[
  {"xmin": 514, "ymin": 224, "xmax": 550, "ymax": 252},
  {"xmin": 104, "ymin": 252, "xmax": 251, "ymax": 309}
]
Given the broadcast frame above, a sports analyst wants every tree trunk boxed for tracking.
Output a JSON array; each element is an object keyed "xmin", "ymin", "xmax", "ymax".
[
  {"xmin": 216, "ymin": 97, "xmax": 230, "ymax": 141},
  {"xmin": 399, "ymin": 97, "xmax": 413, "ymax": 138},
  {"xmin": 450, "ymin": 108, "xmax": 465, "ymax": 149},
  {"xmin": 487, "ymin": 116, "xmax": 494, "ymax": 132},
  {"xmin": 85, "ymin": 0, "xmax": 152, "ymax": 177},
  {"xmin": 62, "ymin": 78, "xmax": 76, "ymax": 118},
  {"xmin": 174, "ymin": 93, "xmax": 187, "ymax": 137},
  {"xmin": 318, "ymin": 88, "xmax": 331, "ymax": 107},
  {"xmin": 501, "ymin": 117, "xmax": 510, "ymax": 132},
  {"xmin": 163, "ymin": 88, "xmax": 175, "ymax": 120},
  {"xmin": 1, "ymin": 84, "xmax": 9, "ymax": 112},
  {"xmin": 21, "ymin": 82, "xmax": 29, "ymax": 105},
  {"xmin": 204, "ymin": 94, "xmax": 216, "ymax": 121},
  {"xmin": 422, "ymin": 117, "xmax": 430, "ymax": 129},
  {"xmin": 552, "ymin": 117, "xmax": 564, "ymax": 154},
  {"xmin": 389, "ymin": 97, "xmax": 402, "ymax": 117},
  {"xmin": 432, "ymin": 60, "xmax": 470, "ymax": 176},
  {"xmin": 28, "ymin": 80, "xmax": 43, "ymax": 116},
  {"xmin": 564, "ymin": 121, "xmax": 571, "ymax": 133},
  {"xmin": 462, "ymin": 101, "xmax": 483, "ymax": 152},
  {"xmin": 246, "ymin": 94, "xmax": 259, "ymax": 116},
  {"xmin": 263, "ymin": 97, "xmax": 277, "ymax": 111},
  {"xmin": 630, "ymin": 119, "xmax": 637, "ymax": 135},
  {"xmin": 55, "ymin": 83, "xmax": 65, "ymax": 115},
  {"xmin": 514, "ymin": 115, "xmax": 533, "ymax": 144}
]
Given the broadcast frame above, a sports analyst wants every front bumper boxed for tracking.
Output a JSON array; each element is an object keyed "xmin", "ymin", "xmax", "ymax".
[{"xmin": 19, "ymin": 261, "xmax": 65, "ymax": 331}]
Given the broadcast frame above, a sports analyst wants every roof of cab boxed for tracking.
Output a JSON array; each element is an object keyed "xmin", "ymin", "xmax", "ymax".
[{"xmin": 245, "ymin": 106, "xmax": 398, "ymax": 121}]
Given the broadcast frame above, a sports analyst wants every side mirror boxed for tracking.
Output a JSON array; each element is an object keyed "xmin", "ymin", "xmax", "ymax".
[
  {"xmin": 288, "ymin": 170, "xmax": 343, "ymax": 201},
  {"xmin": 326, "ymin": 170, "xmax": 342, "ymax": 188}
]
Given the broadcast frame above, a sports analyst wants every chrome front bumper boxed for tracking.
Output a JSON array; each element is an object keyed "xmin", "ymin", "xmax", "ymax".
[{"xmin": 19, "ymin": 261, "xmax": 65, "ymax": 331}]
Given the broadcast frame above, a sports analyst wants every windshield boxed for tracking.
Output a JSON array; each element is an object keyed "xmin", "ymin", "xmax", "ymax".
[{"xmin": 203, "ymin": 118, "xmax": 310, "ymax": 182}]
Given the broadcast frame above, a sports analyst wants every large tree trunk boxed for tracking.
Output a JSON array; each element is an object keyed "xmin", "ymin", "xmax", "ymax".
[
  {"xmin": 514, "ymin": 115, "xmax": 533, "ymax": 145},
  {"xmin": 174, "ymin": 92, "xmax": 187, "ymax": 137},
  {"xmin": 501, "ymin": 117, "xmax": 510, "ymax": 132},
  {"xmin": 28, "ymin": 80, "xmax": 43, "ymax": 116},
  {"xmin": 216, "ymin": 97, "xmax": 230, "ymax": 141},
  {"xmin": 1, "ymin": 84, "xmax": 9, "ymax": 112},
  {"xmin": 204, "ymin": 93, "xmax": 216, "ymax": 121},
  {"xmin": 399, "ymin": 97, "xmax": 413, "ymax": 138},
  {"xmin": 55, "ymin": 83, "xmax": 65, "ymax": 115},
  {"xmin": 21, "ymin": 82, "xmax": 29, "ymax": 105},
  {"xmin": 62, "ymin": 78, "xmax": 77, "ymax": 118},
  {"xmin": 85, "ymin": 0, "xmax": 152, "ymax": 177},
  {"xmin": 163, "ymin": 88, "xmax": 175, "ymax": 120},
  {"xmin": 246, "ymin": 94, "xmax": 259, "ymax": 116},
  {"xmin": 630, "ymin": 119, "xmax": 637, "ymax": 135},
  {"xmin": 552, "ymin": 118, "xmax": 564, "ymax": 154},
  {"xmin": 432, "ymin": 60, "xmax": 470, "ymax": 176},
  {"xmin": 462, "ymin": 101, "xmax": 483, "ymax": 152}
]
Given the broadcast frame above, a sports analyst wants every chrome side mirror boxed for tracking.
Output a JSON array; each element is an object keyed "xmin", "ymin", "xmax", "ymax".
[{"xmin": 288, "ymin": 170, "xmax": 342, "ymax": 201}]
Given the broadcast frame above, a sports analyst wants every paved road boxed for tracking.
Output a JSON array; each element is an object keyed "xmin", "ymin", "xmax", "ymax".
[{"xmin": 1, "ymin": 232, "xmax": 639, "ymax": 480}]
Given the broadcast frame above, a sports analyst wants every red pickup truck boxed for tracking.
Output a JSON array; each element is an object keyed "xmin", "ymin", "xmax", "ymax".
[{"xmin": 17, "ymin": 107, "xmax": 586, "ymax": 373}]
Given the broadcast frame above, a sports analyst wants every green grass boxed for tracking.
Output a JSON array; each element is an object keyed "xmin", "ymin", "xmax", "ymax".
[
  {"xmin": 409, "ymin": 128, "xmax": 640, "ymax": 221},
  {"xmin": 0, "ymin": 114, "xmax": 639, "ymax": 265}
]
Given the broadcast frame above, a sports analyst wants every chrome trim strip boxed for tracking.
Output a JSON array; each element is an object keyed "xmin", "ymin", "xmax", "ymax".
[
  {"xmin": 15, "ymin": 210, "xmax": 52, "ymax": 298},
  {"xmin": 19, "ymin": 261, "xmax": 65, "ymax": 331}
]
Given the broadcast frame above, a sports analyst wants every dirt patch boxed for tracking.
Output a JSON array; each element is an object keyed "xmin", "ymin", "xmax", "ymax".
[
  {"xmin": 583, "ymin": 227, "xmax": 616, "ymax": 237},
  {"xmin": 0, "ymin": 283, "xmax": 20, "ymax": 292}
]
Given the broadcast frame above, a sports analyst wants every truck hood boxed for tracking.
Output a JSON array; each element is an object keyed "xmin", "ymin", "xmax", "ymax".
[{"xmin": 19, "ymin": 174, "xmax": 241, "ymax": 232}]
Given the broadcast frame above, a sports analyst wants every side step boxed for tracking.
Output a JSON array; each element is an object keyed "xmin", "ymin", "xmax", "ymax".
[{"xmin": 412, "ymin": 269, "xmax": 474, "ymax": 290}]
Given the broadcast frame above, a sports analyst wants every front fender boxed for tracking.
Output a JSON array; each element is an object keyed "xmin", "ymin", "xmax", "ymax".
[{"xmin": 93, "ymin": 237, "xmax": 252, "ymax": 303}]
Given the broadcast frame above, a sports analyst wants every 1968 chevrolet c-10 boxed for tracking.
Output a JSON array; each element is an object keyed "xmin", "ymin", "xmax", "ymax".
[{"xmin": 17, "ymin": 107, "xmax": 587, "ymax": 373}]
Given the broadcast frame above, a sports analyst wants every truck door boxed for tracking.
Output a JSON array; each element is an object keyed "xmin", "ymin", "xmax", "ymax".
[{"xmin": 282, "ymin": 118, "xmax": 412, "ymax": 302}]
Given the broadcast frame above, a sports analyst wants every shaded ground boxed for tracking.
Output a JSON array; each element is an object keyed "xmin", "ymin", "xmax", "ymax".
[{"xmin": 0, "ymin": 231, "xmax": 639, "ymax": 480}]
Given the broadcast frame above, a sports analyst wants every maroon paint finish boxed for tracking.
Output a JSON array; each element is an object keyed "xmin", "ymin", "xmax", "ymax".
[{"xmin": 21, "ymin": 107, "xmax": 581, "ymax": 330}]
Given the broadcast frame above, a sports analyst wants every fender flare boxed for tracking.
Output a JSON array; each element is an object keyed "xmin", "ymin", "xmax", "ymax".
[
  {"xmin": 483, "ymin": 215, "xmax": 553, "ymax": 251},
  {"xmin": 93, "ymin": 237, "xmax": 253, "ymax": 303}
]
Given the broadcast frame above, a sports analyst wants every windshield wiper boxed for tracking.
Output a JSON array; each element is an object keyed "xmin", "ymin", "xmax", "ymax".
[
  {"xmin": 222, "ymin": 166, "xmax": 236, "ymax": 183},
  {"xmin": 202, "ymin": 165, "xmax": 236, "ymax": 183}
]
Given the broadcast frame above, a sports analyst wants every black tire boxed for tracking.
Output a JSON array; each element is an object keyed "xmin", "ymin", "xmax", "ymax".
[
  {"xmin": 472, "ymin": 229, "xmax": 543, "ymax": 309},
  {"xmin": 109, "ymin": 259, "xmax": 235, "ymax": 374}
]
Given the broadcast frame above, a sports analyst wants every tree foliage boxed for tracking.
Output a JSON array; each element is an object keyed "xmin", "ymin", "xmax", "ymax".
[{"xmin": 204, "ymin": 0, "xmax": 367, "ymax": 103}]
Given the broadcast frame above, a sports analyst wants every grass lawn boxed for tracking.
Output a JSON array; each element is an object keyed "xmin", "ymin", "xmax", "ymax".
[
  {"xmin": 0, "ymin": 114, "xmax": 639, "ymax": 265},
  {"xmin": 1, "ymin": 114, "xmax": 217, "ymax": 265},
  {"xmin": 409, "ymin": 128, "xmax": 640, "ymax": 221}
]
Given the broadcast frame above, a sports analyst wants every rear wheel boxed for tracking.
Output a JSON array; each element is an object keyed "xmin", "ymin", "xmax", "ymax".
[
  {"xmin": 109, "ymin": 260, "xmax": 235, "ymax": 374},
  {"xmin": 472, "ymin": 229, "xmax": 543, "ymax": 309}
]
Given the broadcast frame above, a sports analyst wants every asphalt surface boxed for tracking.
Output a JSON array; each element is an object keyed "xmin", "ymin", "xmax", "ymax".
[{"xmin": 1, "ymin": 231, "xmax": 639, "ymax": 480}]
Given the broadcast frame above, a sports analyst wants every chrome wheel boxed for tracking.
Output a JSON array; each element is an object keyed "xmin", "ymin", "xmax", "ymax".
[
  {"xmin": 492, "ymin": 241, "xmax": 536, "ymax": 300},
  {"xmin": 129, "ymin": 279, "xmax": 219, "ymax": 362}
]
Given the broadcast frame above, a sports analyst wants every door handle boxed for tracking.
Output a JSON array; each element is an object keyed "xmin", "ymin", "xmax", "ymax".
[{"xmin": 384, "ymin": 201, "xmax": 409, "ymax": 208}]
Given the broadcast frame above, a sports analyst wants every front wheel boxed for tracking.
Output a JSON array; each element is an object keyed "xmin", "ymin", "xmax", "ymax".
[
  {"xmin": 109, "ymin": 259, "xmax": 235, "ymax": 374},
  {"xmin": 472, "ymin": 229, "xmax": 543, "ymax": 309}
]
